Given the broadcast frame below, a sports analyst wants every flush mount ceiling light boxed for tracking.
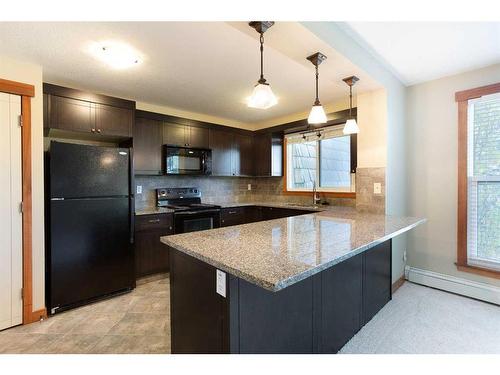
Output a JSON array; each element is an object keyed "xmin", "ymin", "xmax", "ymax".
[
  {"xmin": 247, "ymin": 21, "xmax": 278, "ymax": 110},
  {"xmin": 89, "ymin": 41, "xmax": 142, "ymax": 70},
  {"xmin": 343, "ymin": 75, "xmax": 360, "ymax": 134},
  {"xmin": 306, "ymin": 52, "xmax": 328, "ymax": 125}
]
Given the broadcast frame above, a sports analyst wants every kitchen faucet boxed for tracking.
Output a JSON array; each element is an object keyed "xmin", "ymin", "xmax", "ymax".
[{"xmin": 312, "ymin": 181, "xmax": 321, "ymax": 206}]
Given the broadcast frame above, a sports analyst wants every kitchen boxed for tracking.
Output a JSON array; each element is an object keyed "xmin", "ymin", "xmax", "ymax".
[{"xmin": 0, "ymin": 10, "xmax": 500, "ymax": 366}]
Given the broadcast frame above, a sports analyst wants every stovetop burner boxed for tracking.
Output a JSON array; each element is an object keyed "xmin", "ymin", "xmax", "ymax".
[{"xmin": 156, "ymin": 188, "xmax": 220, "ymax": 212}]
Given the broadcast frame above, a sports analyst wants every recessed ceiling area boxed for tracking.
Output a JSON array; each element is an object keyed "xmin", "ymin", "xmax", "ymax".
[
  {"xmin": 345, "ymin": 22, "xmax": 500, "ymax": 86},
  {"xmin": 0, "ymin": 22, "xmax": 381, "ymax": 127}
]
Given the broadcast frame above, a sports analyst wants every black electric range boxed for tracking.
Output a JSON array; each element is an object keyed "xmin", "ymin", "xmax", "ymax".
[{"xmin": 156, "ymin": 187, "xmax": 221, "ymax": 233}]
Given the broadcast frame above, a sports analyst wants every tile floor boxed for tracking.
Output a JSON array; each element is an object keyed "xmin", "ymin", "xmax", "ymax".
[
  {"xmin": 1, "ymin": 278, "xmax": 499, "ymax": 354},
  {"xmin": 0, "ymin": 275, "xmax": 170, "ymax": 354}
]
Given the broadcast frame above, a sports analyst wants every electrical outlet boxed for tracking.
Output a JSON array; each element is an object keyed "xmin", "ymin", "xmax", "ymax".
[
  {"xmin": 373, "ymin": 182, "xmax": 382, "ymax": 195},
  {"xmin": 247, "ymin": 184, "xmax": 252, "ymax": 191},
  {"xmin": 136, "ymin": 185, "xmax": 142, "ymax": 194}
]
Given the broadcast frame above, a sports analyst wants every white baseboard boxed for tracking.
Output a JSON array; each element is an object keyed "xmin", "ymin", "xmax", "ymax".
[{"xmin": 405, "ymin": 266, "xmax": 500, "ymax": 305}]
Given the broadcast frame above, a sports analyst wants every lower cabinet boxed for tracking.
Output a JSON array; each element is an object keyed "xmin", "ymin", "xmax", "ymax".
[
  {"xmin": 220, "ymin": 206, "xmax": 313, "ymax": 228},
  {"xmin": 134, "ymin": 213, "xmax": 173, "ymax": 278},
  {"xmin": 169, "ymin": 239, "xmax": 393, "ymax": 353}
]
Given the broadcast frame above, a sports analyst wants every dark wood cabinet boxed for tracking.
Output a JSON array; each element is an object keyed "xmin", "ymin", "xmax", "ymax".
[
  {"xmin": 362, "ymin": 241, "xmax": 392, "ymax": 324},
  {"xmin": 134, "ymin": 213, "xmax": 173, "ymax": 278},
  {"xmin": 188, "ymin": 126, "xmax": 209, "ymax": 148},
  {"xmin": 163, "ymin": 122, "xmax": 187, "ymax": 146},
  {"xmin": 209, "ymin": 128, "xmax": 233, "ymax": 176},
  {"xmin": 232, "ymin": 133, "xmax": 254, "ymax": 176},
  {"xmin": 133, "ymin": 117, "xmax": 163, "ymax": 175},
  {"xmin": 95, "ymin": 103, "xmax": 133, "ymax": 137},
  {"xmin": 43, "ymin": 84, "xmax": 135, "ymax": 138},
  {"xmin": 261, "ymin": 207, "xmax": 313, "ymax": 221},
  {"xmin": 209, "ymin": 129, "xmax": 254, "ymax": 176},
  {"xmin": 48, "ymin": 95, "xmax": 94, "ymax": 133},
  {"xmin": 220, "ymin": 206, "xmax": 313, "ymax": 227},
  {"xmin": 254, "ymin": 132, "xmax": 283, "ymax": 177},
  {"xmin": 163, "ymin": 122, "xmax": 209, "ymax": 148}
]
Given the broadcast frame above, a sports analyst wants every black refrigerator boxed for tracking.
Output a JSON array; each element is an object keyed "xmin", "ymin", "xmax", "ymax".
[{"xmin": 46, "ymin": 141, "xmax": 135, "ymax": 314}]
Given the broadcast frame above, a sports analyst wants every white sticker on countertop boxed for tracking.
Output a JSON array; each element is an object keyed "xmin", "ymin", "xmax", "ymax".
[{"xmin": 216, "ymin": 269, "xmax": 226, "ymax": 298}]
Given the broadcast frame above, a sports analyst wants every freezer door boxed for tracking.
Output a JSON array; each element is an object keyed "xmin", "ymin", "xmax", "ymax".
[
  {"xmin": 48, "ymin": 197, "xmax": 134, "ymax": 311},
  {"xmin": 50, "ymin": 141, "xmax": 130, "ymax": 198}
]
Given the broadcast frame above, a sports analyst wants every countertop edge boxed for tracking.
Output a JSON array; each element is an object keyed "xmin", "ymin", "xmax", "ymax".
[{"xmin": 162, "ymin": 217, "xmax": 426, "ymax": 292}]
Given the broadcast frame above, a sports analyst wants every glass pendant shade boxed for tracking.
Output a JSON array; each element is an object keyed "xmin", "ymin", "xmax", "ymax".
[
  {"xmin": 343, "ymin": 118, "xmax": 360, "ymax": 134},
  {"xmin": 307, "ymin": 104, "xmax": 327, "ymax": 124},
  {"xmin": 247, "ymin": 83, "xmax": 278, "ymax": 109}
]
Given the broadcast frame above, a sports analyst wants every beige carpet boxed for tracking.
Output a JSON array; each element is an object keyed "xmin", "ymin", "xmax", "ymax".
[{"xmin": 341, "ymin": 282, "xmax": 500, "ymax": 354}]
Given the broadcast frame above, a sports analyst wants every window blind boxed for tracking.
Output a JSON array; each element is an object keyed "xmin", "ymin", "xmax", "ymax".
[{"xmin": 466, "ymin": 93, "xmax": 500, "ymax": 270}]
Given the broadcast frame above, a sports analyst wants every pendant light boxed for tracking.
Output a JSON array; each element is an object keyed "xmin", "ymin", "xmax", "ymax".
[
  {"xmin": 342, "ymin": 75, "xmax": 360, "ymax": 134},
  {"xmin": 307, "ymin": 52, "xmax": 328, "ymax": 124},
  {"xmin": 247, "ymin": 21, "xmax": 277, "ymax": 109}
]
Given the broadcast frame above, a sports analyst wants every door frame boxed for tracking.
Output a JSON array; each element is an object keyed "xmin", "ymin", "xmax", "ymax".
[{"xmin": 0, "ymin": 78, "xmax": 44, "ymax": 324}]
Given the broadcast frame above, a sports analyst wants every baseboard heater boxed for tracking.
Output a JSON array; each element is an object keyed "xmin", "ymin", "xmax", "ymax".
[{"xmin": 405, "ymin": 266, "xmax": 500, "ymax": 306}]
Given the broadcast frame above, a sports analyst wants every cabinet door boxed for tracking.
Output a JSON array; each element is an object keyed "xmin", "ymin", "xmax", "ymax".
[
  {"xmin": 363, "ymin": 241, "xmax": 391, "ymax": 325},
  {"xmin": 188, "ymin": 126, "xmax": 209, "ymax": 148},
  {"xmin": 254, "ymin": 134, "xmax": 271, "ymax": 176},
  {"xmin": 163, "ymin": 122, "xmax": 187, "ymax": 146},
  {"xmin": 209, "ymin": 128, "xmax": 233, "ymax": 176},
  {"xmin": 95, "ymin": 104, "xmax": 133, "ymax": 137},
  {"xmin": 133, "ymin": 117, "xmax": 163, "ymax": 175},
  {"xmin": 232, "ymin": 133, "xmax": 254, "ymax": 176},
  {"xmin": 49, "ymin": 95, "xmax": 93, "ymax": 133}
]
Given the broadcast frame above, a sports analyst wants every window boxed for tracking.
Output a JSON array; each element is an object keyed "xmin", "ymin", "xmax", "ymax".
[
  {"xmin": 456, "ymin": 83, "xmax": 500, "ymax": 276},
  {"xmin": 285, "ymin": 126, "xmax": 355, "ymax": 194}
]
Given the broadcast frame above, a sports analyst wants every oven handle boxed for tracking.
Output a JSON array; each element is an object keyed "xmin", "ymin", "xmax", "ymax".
[{"xmin": 174, "ymin": 209, "xmax": 221, "ymax": 216}]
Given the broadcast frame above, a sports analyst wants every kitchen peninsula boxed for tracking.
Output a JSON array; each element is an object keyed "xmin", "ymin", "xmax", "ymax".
[{"xmin": 161, "ymin": 207, "xmax": 425, "ymax": 354}]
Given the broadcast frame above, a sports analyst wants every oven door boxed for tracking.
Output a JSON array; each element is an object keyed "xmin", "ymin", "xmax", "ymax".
[
  {"xmin": 174, "ymin": 209, "xmax": 221, "ymax": 234},
  {"xmin": 164, "ymin": 146, "xmax": 211, "ymax": 175}
]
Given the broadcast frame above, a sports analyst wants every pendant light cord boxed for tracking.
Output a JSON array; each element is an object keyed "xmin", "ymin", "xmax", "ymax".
[
  {"xmin": 314, "ymin": 65, "xmax": 320, "ymax": 105},
  {"xmin": 349, "ymin": 84, "xmax": 353, "ymax": 118},
  {"xmin": 258, "ymin": 33, "xmax": 265, "ymax": 84}
]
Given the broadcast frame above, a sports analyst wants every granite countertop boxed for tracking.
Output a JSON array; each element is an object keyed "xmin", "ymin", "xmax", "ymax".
[
  {"xmin": 135, "ymin": 201, "xmax": 326, "ymax": 215},
  {"xmin": 161, "ymin": 209, "xmax": 425, "ymax": 292}
]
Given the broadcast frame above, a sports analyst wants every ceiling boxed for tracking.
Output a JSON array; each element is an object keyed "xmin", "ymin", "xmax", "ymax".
[
  {"xmin": 0, "ymin": 22, "xmax": 381, "ymax": 126},
  {"xmin": 346, "ymin": 22, "xmax": 500, "ymax": 86}
]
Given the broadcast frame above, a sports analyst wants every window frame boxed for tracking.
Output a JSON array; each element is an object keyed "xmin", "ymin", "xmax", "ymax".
[
  {"xmin": 455, "ymin": 82, "xmax": 500, "ymax": 279},
  {"xmin": 283, "ymin": 129, "xmax": 357, "ymax": 199}
]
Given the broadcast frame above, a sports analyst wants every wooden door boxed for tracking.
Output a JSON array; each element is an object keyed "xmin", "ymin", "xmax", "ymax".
[
  {"xmin": 95, "ymin": 103, "xmax": 133, "ymax": 137},
  {"xmin": 0, "ymin": 93, "xmax": 23, "ymax": 330},
  {"xmin": 49, "ymin": 95, "xmax": 93, "ymax": 133},
  {"xmin": 188, "ymin": 126, "xmax": 209, "ymax": 148},
  {"xmin": 209, "ymin": 128, "xmax": 233, "ymax": 176},
  {"xmin": 163, "ymin": 122, "xmax": 187, "ymax": 146},
  {"xmin": 133, "ymin": 117, "xmax": 163, "ymax": 175}
]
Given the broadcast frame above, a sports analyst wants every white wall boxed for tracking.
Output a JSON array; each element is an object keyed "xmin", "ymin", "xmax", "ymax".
[
  {"xmin": 406, "ymin": 63, "xmax": 500, "ymax": 287},
  {"xmin": 357, "ymin": 89, "xmax": 387, "ymax": 168},
  {"xmin": 0, "ymin": 57, "xmax": 45, "ymax": 310}
]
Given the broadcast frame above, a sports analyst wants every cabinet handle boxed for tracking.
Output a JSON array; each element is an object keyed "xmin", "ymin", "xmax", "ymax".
[
  {"xmin": 228, "ymin": 211, "xmax": 237, "ymax": 214},
  {"xmin": 148, "ymin": 219, "xmax": 160, "ymax": 223}
]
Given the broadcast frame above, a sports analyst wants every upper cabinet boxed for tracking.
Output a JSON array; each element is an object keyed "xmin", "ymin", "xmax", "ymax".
[
  {"xmin": 209, "ymin": 129, "xmax": 254, "ymax": 177},
  {"xmin": 254, "ymin": 132, "xmax": 283, "ymax": 177},
  {"xmin": 163, "ymin": 122, "xmax": 209, "ymax": 149},
  {"xmin": 133, "ymin": 116, "xmax": 163, "ymax": 175},
  {"xmin": 43, "ymin": 83, "xmax": 135, "ymax": 138}
]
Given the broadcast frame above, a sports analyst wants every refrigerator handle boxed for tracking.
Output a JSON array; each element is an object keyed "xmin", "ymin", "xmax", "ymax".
[{"xmin": 129, "ymin": 196, "xmax": 135, "ymax": 244}]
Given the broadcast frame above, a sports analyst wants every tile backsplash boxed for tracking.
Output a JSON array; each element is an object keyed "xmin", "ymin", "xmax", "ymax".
[
  {"xmin": 355, "ymin": 167, "xmax": 386, "ymax": 214},
  {"xmin": 134, "ymin": 175, "xmax": 356, "ymax": 209}
]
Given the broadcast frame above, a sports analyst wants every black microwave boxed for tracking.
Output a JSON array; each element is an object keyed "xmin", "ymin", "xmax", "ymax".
[{"xmin": 163, "ymin": 146, "xmax": 212, "ymax": 175}]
